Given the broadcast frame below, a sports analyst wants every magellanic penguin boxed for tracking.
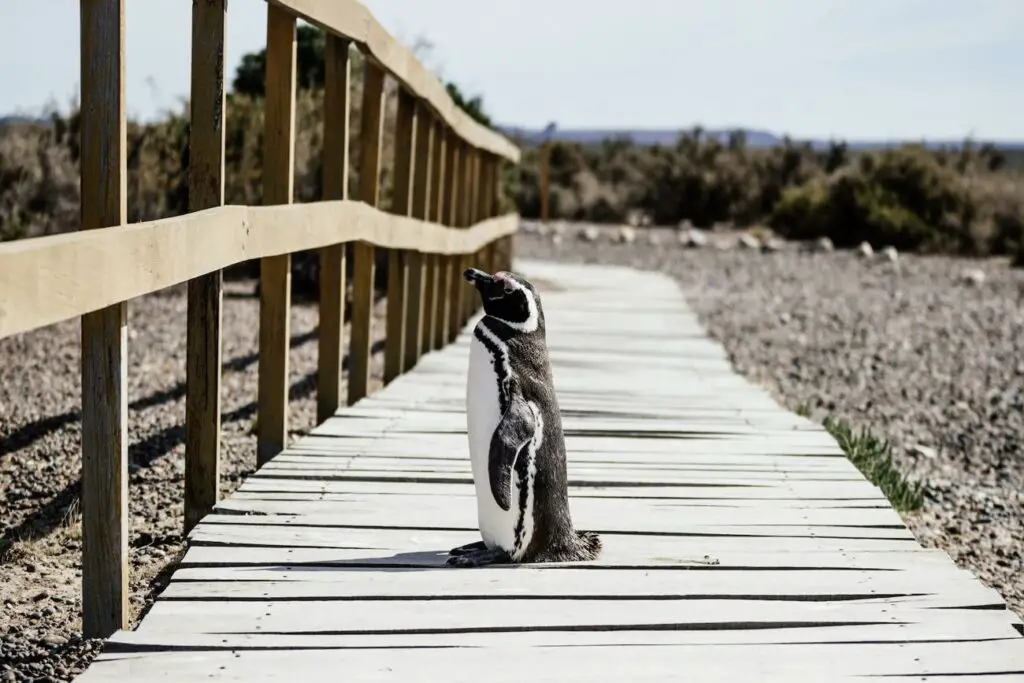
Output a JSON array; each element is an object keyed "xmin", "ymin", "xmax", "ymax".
[{"xmin": 447, "ymin": 267, "xmax": 602, "ymax": 568}]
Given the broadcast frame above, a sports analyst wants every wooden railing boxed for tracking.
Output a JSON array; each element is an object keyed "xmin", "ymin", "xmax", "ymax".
[{"xmin": 0, "ymin": 0, "xmax": 520, "ymax": 639}]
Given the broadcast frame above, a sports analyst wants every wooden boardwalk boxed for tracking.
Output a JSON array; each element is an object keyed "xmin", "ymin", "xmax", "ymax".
[{"xmin": 74, "ymin": 260, "xmax": 1024, "ymax": 682}]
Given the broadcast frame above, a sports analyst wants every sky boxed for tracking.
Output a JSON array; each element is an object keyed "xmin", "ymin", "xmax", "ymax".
[{"xmin": 0, "ymin": 0, "xmax": 1021, "ymax": 141}]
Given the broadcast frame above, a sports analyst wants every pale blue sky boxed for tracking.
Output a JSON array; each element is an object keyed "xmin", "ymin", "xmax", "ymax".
[{"xmin": 0, "ymin": 0, "xmax": 1021, "ymax": 141}]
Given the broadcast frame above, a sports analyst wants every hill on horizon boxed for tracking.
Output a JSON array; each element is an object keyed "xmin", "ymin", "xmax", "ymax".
[{"xmin": 499, "ymin": 125, "xmax": 1024, "ymax": 151}]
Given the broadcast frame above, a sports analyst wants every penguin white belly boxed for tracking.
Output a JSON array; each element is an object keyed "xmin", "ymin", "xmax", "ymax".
[{"xmin": 466, "ymin": 332, "xmax": 517, "ymax": 551}]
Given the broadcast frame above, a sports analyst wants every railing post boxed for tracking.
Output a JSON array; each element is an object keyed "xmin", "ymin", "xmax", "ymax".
[
  {"xmin": 430, "ymin": 124, "xmax": 449, "ymax": 351},
  {"xmin": 478, "ymin": 154, "xmax": 497, "ymax": 275},
  {"xmin": 257, "ymin": 4, "xmax": 296, "ymax": 466},
  {"xmin": 383, "ymin": 87, "xmax": 416, "ymax": 385},
  {"xmin": 460, "ymin": 147, "xmax": 477, "ymax": 323},
  {"xmin": 445, "ymin": 139, "xmax": 464, "ymax": 342},
  {"xmin": 349, "ymin": 59, "xmax": 386, "ymax": 405},
  {"xmin": 184, "ymin": 0, "xmax": 227, "ymax": 534},
  {"xmin": 404, "ymin": 104, "xmax": 433, "ymax": 369},
  {"xmin": 79, "ymin": 0, "xmax": 129, "ymax": 639},
  {"xmin": 317, "ymin": 34, "xmax": 352, "ymax": 423}
]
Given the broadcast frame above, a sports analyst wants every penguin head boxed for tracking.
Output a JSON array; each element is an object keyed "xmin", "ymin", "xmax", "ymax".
[{"xmin": 463, "ymin": 268, "xmax": 542, "ymax": 333}]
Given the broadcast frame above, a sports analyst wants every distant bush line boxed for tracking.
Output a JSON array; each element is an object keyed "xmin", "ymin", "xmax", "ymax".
[
  {"xmin": 510, "ymin": 131, "xmax": 1024, "ymax": 264},
  {"xmin": 1, "ymin": 25, "xmax": 1022, "ymax": 270}
]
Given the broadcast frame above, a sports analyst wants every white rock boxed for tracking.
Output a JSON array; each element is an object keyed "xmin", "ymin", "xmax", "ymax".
[
  {"xmin": 857, "ymin": 241, "xmax": 874, "ymax": 258},
  {"xmin": 738, "ymin": 233, "xmax": 761, "ymax": 250},
  {"xmin": 617, "ymin": 225, "xmax": 636, "ymax": 244},
  {"xmin": 579, "ymin": 226, "xmax": 600, "ymax": 242},
  {"xmin": 960, "ymin": 268, "xmax": 986, "ymax": 286},
  {"xmin": 680, "ymin": 228, "xmax": 708, "ymax": 248},
  {"xmin": 761, "ymin": 237, "xmax": 784, "ymax": 252},
  {"xmin": 815, "ymin": 236, "xmax": 835, "ymax": 252},
  {"xmin": 881, "ymin": 246, "xmax": 899, "ymax": 262},
  {"xmin": 909, "ymin": 444, "xmax": 937, "ymax": 460}
]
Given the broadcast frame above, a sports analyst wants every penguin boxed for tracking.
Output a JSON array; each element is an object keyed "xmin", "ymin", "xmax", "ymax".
[{"xmin": 446, "ymin": 267, "xmax": 602, "ymax": 568}]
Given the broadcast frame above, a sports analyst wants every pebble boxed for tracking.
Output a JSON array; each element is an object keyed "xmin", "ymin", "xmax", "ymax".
[
  {"xmin": 857, "ymin": 241, "xmax": 874, "ymax": 258},
  {"xmin": 738, "ymin": 233, "xmax": 761, "ymax": 250},
  {"xmin": 961, "ymin": 268, "xmax": 986, "ymax": 286}
]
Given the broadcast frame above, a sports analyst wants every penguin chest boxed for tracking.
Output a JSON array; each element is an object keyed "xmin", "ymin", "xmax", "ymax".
[{"xmin": 466, "ymin": 332, "xmax": 519, "ymax": 552}]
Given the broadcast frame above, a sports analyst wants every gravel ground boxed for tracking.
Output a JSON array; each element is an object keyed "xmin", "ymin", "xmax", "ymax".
[
  {"xmin": 0, "ymin": 278, "xmax": 387, "ymax": 682},
  {"xmin": 518, "ymin": 219, "xmax": 1024, "ymax": 620}
]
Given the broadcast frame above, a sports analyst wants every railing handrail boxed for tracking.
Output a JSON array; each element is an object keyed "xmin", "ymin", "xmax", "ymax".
[
  {"xmin": 270, "ymin": 0, "xmax": 520, "ymax": 163},
  {"xmin": 0, "ymin": 205, "xmax": 517, "ymax": 340}
]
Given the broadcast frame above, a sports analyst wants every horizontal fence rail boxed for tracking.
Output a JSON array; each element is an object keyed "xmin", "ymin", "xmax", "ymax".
[{"xmin": 0, "ymin": 0, "xmax": 520, "ymax": 639}]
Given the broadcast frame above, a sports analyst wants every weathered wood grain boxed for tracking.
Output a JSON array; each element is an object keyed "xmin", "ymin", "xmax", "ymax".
[
  {"xmin": 383, "ymin": 86, "xmax": 416, "ymax": 385},
  {"xmin": 79, "ymin": 0, "xmax": 129, "ymax": 640},
  {"xmin": 315, "ymin": 34, "xmax": 351, "ymax": 423},
  {"xmin": 184, "ymin": 0, "xmax": 227, "ymax": 536},
  {"xmin": 256, "ymin": 4, "xmax": 297, "ymax": 466},
  {"xmin": 347, "ymin": 59, "xmax": 385, "ymax": 405},
  {"xmin": 403, "ymin": 103, "xmax": 434, "ymax": 370}
]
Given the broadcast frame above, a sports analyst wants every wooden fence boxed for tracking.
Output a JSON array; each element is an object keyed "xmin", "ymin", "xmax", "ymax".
[{"xmin": 0, "ymin": 0, "xmax": 520, "ymax": 639}]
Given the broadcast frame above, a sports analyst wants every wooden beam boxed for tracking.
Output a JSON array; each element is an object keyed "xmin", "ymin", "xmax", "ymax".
[
  {"xmin": 316, "ymin": 35, "xmax": 351, "ymax": 424},
  {"xmin": 460, "ymin": 147, "xmax": 478, "ymax": 322},
  {"xmin": 184, "ymin": 0, "xmax": 227, "ymax": 535},
  {"xmin": 403, "ymin": 104, "xmax": 433, "ymax": 370},
  {"xmin": 0, "ymin": 206, "xmax": 519, "ymax": 342},
  {"xmin": 79, "ymin": 0, "xmax": 129, "ymax": 640},
  {"xmin": 540, "ymin": 141, "xmax": 550, "ymax": 223},
  {"xmin": 257, "ymin": 3, "xmax": 297, "ymax": 467},
  {"xmin": 266, "ymin": 0, "xmax": 519, "ymax": 163},
  {"xmin": 444, "ymin": 140, "xmax": 463, "ymax": 343},
  {"xmin": 383, "ymin": 87, "xmax": 416, "ymax": 385},
  {"xmin": 348, "ymin": 59, "xmax": 386, "ymax": 405},
  {"xmin": 429, "ymin": 123, "xmax": 448, "ymax": 351}
]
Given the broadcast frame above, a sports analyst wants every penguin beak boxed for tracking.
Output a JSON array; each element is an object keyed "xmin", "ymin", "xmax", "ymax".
[{"xmin": 463, "ymin": 268, "xmax": 493, "ymax": 288}]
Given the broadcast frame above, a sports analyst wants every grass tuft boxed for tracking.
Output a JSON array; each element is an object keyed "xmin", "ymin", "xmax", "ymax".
[{"xmin": 821, "ymin": 416, "xmax": 925, "ymax": 512}]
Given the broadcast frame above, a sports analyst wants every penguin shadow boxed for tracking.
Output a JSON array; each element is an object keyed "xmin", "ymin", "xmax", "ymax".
[{"xmin": 236, "ymin": 549, "xmax": 477, "ymax": 576}]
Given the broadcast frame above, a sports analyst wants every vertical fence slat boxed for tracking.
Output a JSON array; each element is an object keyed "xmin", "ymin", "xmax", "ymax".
[
  {"xmin": 430, "ymin": 124, "xmax": 449, "ymax": 351},
  {"xmin": 383, "ymin": 87, "xmax": 416, "ymax": 385},
  {"xmin": 256, "ymin": 4, "xmax": 296, "ymax": 466},
  {"xmin": 79, "ymin": 0, "xmax": 128, "ymax": 640},
  {"xmin": 403, "ymin": 104, "xmax": 433, "ymax": 369},
  {"xmin": 316, "ymin": 35, "xmax": 352, "ymax": 423},
  {"xmin": 349, "ymin": 60, "xmax": 386, "ymax": 404},
  {"xmin": 477, "ymin": 154, "xmax": 496, "ymax": 275},
  {"xmin": 184, "ymin": 0, "xmax": 227, "ymax": 534},
  {"xmin": 460, "ymin": 147, "xmax": 477, "ymax": 322},
  {"xmin": 445, "ymin": 140, "xmax": 464, "ymax": 342}
]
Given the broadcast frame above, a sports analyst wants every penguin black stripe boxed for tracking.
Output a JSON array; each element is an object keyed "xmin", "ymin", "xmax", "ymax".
[{"xmin": 473, "ymin": 325, "xmax": 510, "ymax": 415}]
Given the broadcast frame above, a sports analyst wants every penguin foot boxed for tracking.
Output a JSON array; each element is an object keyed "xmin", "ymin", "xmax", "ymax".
[
  {"xmin": 445, "ymin": 547, "xmax": 509, "ymax": 568},
  {"xmin": 447, "ymin": 540, "xmax": 487, "ymax": 557}
]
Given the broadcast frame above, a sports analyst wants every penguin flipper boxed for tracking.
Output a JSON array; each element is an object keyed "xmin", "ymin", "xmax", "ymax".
[{"xmin": 488, "ymin": 397, "xmax": 536, "ymax": 512}]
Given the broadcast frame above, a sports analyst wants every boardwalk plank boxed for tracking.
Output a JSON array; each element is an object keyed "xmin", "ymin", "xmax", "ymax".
[{"xmin": 70, "ymin": 258, "xmax": 1024, "ymax": 682}]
